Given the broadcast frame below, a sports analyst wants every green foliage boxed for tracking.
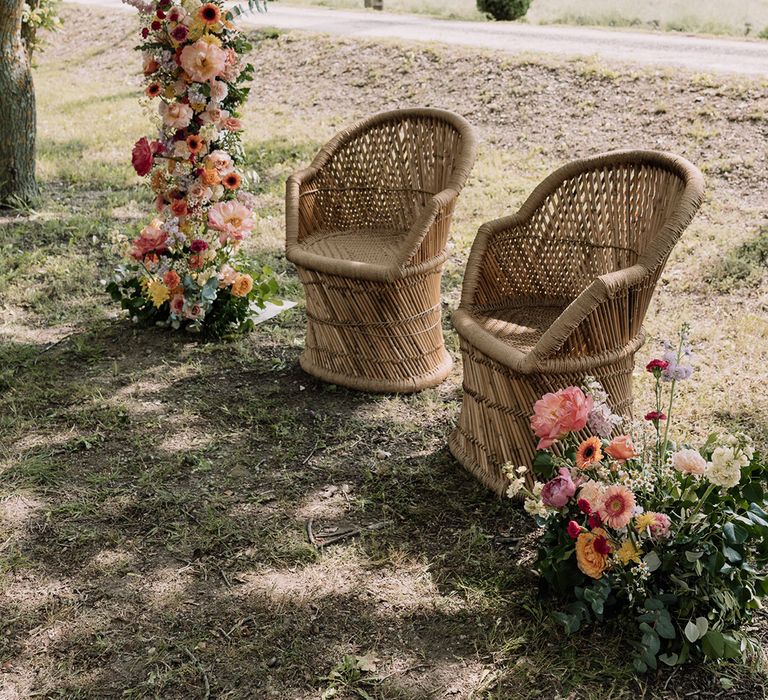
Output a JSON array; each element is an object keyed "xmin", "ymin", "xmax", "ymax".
[
  {"xmin": 706, "ymin": 225, "xmax": 768, "ymax": 291},
  {"xmin": 476, "ymin": 0, "xmax": 531, "ymax": 21},
  {"xmin": 22, "ymin": 0, "xmax": 62, "ymax": 58}
]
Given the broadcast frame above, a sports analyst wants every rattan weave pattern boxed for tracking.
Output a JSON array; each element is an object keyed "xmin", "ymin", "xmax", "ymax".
[
  {"xmin": 286, "ymin": 108, "xmax": 477, "ymax": 393},
  {"xmin": 448, "ymin": 150, "xmax": 705, "ymax": 494}
]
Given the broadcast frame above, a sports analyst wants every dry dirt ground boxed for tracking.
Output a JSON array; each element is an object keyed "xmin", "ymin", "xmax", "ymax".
[{"xmin": 1, "ymin": 5, "xmax": 767, "ymax": 699}]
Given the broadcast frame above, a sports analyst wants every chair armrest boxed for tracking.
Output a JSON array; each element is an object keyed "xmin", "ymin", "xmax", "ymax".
[
  {"xmin": 398, "ymin": 187, "xmax": 459, "ymax": 269},
  {"xmin": 529, "ymin": 264, "xmax": 651, "ymax": 362},
  {"xmin": 285, "ymin": 166, "xmax": 321, "ymax": 252}
]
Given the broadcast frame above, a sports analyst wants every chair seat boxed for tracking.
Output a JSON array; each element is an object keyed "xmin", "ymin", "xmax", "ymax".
[
  {"xmin": 299, "ymin": 229, "xmax": 409, "ymax": 267},
  {"xmin": 466, "ymin": 303, "xmax": 568, "ymax": 354}
]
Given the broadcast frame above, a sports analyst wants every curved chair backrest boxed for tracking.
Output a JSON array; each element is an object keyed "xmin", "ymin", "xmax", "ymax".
[
  {"xmin": 304, "ymin": 108, "xmax": 476, "ymax": 240},
  {"xmin": 514, "ymin": 151, "xmax": 702, "ymax": 302}
]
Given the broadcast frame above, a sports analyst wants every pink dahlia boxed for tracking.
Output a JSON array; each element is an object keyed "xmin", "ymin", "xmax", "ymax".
[
  {"xmin": 598, "ymin": 485, "xmax": 636, "ymax": 530},
  {"xmin": 530, "ymin": 387, "xmax": 593, "ymax": 450}
]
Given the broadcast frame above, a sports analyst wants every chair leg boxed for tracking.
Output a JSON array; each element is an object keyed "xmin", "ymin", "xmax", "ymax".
[
  {"xmin": 449, "ymin": 339, "xmax": 636, "ymax": 495},
  {"xmin": 296, "ymin": 266, "xmax": 452, "ymax": 393}
]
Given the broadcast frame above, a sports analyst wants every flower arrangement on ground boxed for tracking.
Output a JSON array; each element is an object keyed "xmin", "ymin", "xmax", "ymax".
[
  {"xmin": 108, "ymin": 0, "xmax": 278, "ymax": 337},
  {"xmin": 506, "ymin": 326, "xmax": 768, "ymax": 672}
]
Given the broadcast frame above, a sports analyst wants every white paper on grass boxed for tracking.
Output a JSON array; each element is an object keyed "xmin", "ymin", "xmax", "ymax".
[{"xmin": 252, "ymin": 299, "xmax": 296, "ymax": 324}]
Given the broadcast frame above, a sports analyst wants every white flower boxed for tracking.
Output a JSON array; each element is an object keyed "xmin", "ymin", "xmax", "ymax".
[
  {"xmin": 524, "ymin": 497, "xmax": 549, "ymax": 518},
  {"xmin": 506, "ymin": 477, "xmax": 526, "ymax": 499},
  {"xmin": 671, "ymin": 448, "xmax": 706, "ymax": 475},
  {"xmin": 705, "ymin": 446, "xmax": 742, "ymax": 488}
]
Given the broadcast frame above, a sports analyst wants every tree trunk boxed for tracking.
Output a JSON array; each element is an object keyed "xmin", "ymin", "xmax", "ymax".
[{"xmin": 0, "ymin": 0, "xmax": 38, "ymax": 207}]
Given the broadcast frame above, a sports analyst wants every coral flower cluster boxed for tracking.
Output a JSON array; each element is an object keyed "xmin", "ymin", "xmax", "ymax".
[
  {"xmin": 502, "ymin": 327, "xmax": 767, "ymax": 672},
  {"xmin": 109, "ymin": 0, "xmax": 276, "ymax": 334}
]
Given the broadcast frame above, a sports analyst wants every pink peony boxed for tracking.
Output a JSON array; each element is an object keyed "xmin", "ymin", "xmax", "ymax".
[
  {"xmin": 598, "ymin": 485, "xmax": 636, "ymax": 530},
  {"xmin": 530, "ymin": 387, "xmax": 593, "ymax": 450},
  {"xmin": 160, "ymin": 101, "xmax": 194, "ymax": 129},
  {"xmin": 180, "ymin": 40, "xmax": 227, "ymax": 83},
  {"xmin": 208, "ymin": 200, "xmax": 254, "ymax": 243},
  {"xmin": 540, "ymin": 467, "xmax": 576, "ymax": 509}
]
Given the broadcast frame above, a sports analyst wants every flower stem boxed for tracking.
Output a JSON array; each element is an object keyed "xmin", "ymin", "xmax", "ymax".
[{"xmin": 682, "ymin": 482, "xmax": 716, "ymax": 528}]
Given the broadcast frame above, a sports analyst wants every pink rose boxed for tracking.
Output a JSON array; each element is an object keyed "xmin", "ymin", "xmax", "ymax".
[
  {"xmin": 222, "ymin": 117, "xmax": 243, "ymax": 132},
  {"xmin": 170, "ymin": 295, "xmax": 185, "ymax": 315},
  {"xmin": 205, "ymin": 149, "xmax": 233, "ymax": 174},
  {"xmin": 530, "ymin": 387, "xmax": 593, "ymax": 450},
  {"xmin": 184, "ymin": 303, "xmax": 204, "ymax": 320},
  {"xmin": 160, "ymin": 101, "xmax": 194, "ymax": 129},
  {"xmin": 180, "ymin": 40, "xmax": 227, "ymax": 83},
  {"xmin": 541, "ymin": 467, "xmax": 576, "ymax": 509},
  {"xmin": 604, "ymin": 435, "xmax": 636, "ymax": 462},
  {"xmin": 209, "ymin": 80, "xmax": 228, "ymax": 102}
]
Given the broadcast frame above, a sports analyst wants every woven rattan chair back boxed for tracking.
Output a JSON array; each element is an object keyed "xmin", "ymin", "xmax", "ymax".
[
  {"xmin": 286, "ymin": 108, "xmax": 477, "ymax": 393},
  {"xmin": 450, "ymin": 150, "xmax": 705, "ymax": 494}
]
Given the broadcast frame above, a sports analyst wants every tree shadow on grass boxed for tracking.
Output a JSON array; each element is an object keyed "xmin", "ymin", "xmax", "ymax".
[{"xmin": 1, "ymin": 321, "xmax": 767, "ymax": 699}]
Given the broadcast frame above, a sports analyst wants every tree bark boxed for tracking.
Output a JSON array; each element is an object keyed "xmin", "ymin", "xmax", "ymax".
[{"xmin": 0, "ymin": 0, "xmax": 38, "ymax": 207}]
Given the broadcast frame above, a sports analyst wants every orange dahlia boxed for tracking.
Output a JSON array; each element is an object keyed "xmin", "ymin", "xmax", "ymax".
[
  {"xmin": 576, "ymin": 436, "xmax": 602, "ymax": 469},
  {"xmin": 197, "ymin": 3, "xmax": 222, "ymax": 25}
]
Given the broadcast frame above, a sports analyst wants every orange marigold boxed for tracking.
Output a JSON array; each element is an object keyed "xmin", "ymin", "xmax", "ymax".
[
  {"xmin": 575, "ymin": 527, "xmax": 610, "ymax": 579},
  {"xmin": 576, "ymin": 436, "xmax": 602, "ymax": 469}
]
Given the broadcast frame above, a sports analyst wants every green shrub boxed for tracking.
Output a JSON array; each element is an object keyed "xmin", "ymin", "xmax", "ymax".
[
  {"xmin": 477, "ymin": 0, "xmax": 531, "ymax": 22},
  {"xmin": 759, "ymin": 26, "xmax": 768, "ymax": 39}
]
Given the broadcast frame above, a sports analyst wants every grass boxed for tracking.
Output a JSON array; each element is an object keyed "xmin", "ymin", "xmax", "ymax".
[
  {"xmin": 280, "ymin": 0, "xmax": 768, "ymax": 37},
  {"xmin": 1, "ymin": 4, "xmax": 768, "ymax": 698}
]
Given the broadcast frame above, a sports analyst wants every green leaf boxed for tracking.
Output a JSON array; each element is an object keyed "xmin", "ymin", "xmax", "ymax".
[
  {"xmin": 724, "ymin": 522, "xmax": 748, "ymax": 544},
  {"xmin": 702, "ymin": 630, "xmax": 726, "ymax": 659},
  {"xmin": 644, "ymin": 551, "xmax": 662, "ymax": 572},
  {"xmin": 684, "ymin": 620, "xmax": 700, "ymax": 643},
  {"xmin": 723, "ymin": 545, "xmax": 743, "ymax": 563},
  {"xmin": 655, "ymin": 617, "xmax": 676, "ymax": 640},
  {"xmin": 642, "ymin": 632, "xmax": 660, "ymax": 656},
  {"xmin": 696, "ymin": 617, "xmax": 709, "ymax": 637},
  {"xmin": 684, "ymin": 550, "xmax": 703, "ymax": 562},
  {"xmin": 659, "ymin": 652, "xmax": 678, "ymax": 666},
  {"xmin": 632, "ymin": 658, "xmax": 648, "ymax": 674},
  {"xmin": 532, "ymin": 451, "xmax": 555, "ymax": 479},
  {"xmin": 742, "ymin": 482, "xmax": 763, "ymax": 504}
]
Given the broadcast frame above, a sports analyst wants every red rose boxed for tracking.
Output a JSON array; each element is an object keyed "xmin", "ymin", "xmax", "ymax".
[
  {"xmin": 151, "ymin": 19, "xmax": 161, "ymax": 30},
  {"xmin": 131, "ymin": 137, "xmax": 154, "ymax": 176},
  {"xmin": 156, "ymin": 9, "xmax": 166, "ymax": 18},
  {"xmin": 646, "ymin": 359, "xmax": 669, "ymax": 374},
  {"xmin": 141, "ymin": 27, "xmax": 149, "ymax": 38},
  {"xmin": 190, "ymin": 239, "xmax": 209, "ymax": 253},
  {"xmin": 566, "ymin": 521, "xmax": 582, "ymax": 540}
]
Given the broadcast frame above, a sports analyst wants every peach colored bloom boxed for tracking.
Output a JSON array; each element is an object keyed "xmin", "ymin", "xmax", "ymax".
[
  {"xmin": 218, "ymin": 264, "xmax": 238, "ymax": 287},
  {"xmin": 576, "ymin": 437, "xmax": 602, "ymax": 469},
  {"xmin": 231, "ymin": 274, "xmax": 254, "ymax": 297},
  {"xmin": 201, "ymin": 168, "xmax": 221, "ymax": 186},
  {"xmin": 143, "ymin": 55, "xmax": 159, "ymax": 76},
  {"xmin": 221, "ymin": 48, "xmax": 241, "ymax": 81},
  {"xmin": 170, "ymin": 199, "xmax": 188, "ymax": 217},
  {"xmin": 160, "ymin": 101, "xmax": 194, "ymax": 129},
  {"xmin": 199, "ymin": 105, "xmax": 228, "ymax": 126},
  {"xmin": 575, "ymin": 528, "xmax": 609, "ymax": 579},
  {"xmin": 205, "ymin": 149, "xmax": 233, "ymax": 174},
  {"xmin": 184, "ymin": 303, "xmax": 204, "ymax": 320},
  {"xmin": 208, "ymin": 200, "xmax": 254, "ymax": 243},
  {"xmin": 163, "ymin": 270, "xmax": 181, "ymax": 289},
  {"xmin": 672, "ymin": 448, "xmax": 707, "ymax": 475},
  {"xmin": 131, "ymin": 220, "xmax": 168, "ymax": 259},
  {"xmin": 222, "ymin": 117, "xmax": 243, "ymax": 131},
  {"xmin": 605, "ymin": 435, "xmax": 636, "ymax": 462},
  {"xmin": 188, "ymin": 181, "xmax": 212, "ymax": 203},
  {"xmin": 598, "ymin": 485, "xmax": 636, "ymax": 530},
  {"xmin": 180, "ymin": 40, "xmax": 227, "ymax": 83},
  {"xmin": 209, "ymin": 80, "xmax": 228, "ymax": 102},
  {"xmin": 530, "ymin": 387, "xmax": 593, "ymax": 450}
]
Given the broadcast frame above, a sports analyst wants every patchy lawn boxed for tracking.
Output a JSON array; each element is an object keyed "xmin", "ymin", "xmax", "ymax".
[{"xmin": 1, "ymin": 4, "xmax": 767, "ymax": 698}]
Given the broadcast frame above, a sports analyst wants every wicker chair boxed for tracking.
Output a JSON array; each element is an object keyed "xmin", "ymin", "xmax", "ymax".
[
  {"xmin": 286, "ymin": 108, "xmax": 477, "ymax": 393},
  {"xmin": 448, "ymin": 150, "xmax": 705, "ymax": 494}
]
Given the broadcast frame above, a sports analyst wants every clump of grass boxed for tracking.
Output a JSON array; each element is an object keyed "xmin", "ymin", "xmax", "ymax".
[{"xmin": 705, "ymin": 226, "xmax": 768, "ymax": 292}]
